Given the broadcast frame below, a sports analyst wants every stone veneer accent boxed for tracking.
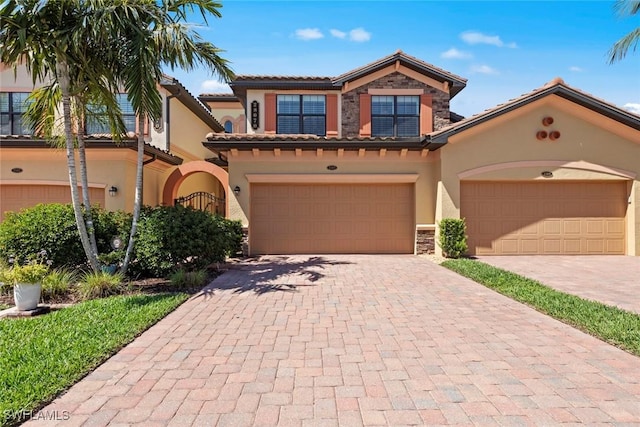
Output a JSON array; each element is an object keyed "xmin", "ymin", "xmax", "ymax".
[
  {"xmin": 416, "ymin": 229, "xmax": 436, "ymax": 254},
  {"xmin": 341, "ymin": 71, "xmax": 451, "ymax": 137}
]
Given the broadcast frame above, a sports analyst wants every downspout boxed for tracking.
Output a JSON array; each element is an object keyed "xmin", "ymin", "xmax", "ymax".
[{"xmin": 165, "ymin": 90, "xmax": 180, "ymax": 152}]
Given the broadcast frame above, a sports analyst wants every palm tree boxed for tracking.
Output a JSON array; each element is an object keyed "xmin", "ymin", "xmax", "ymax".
[
  {"xmin": 609, "ymin": 0, "xmax": 640, "ymax": 63},
  {"xmin": 1, "ymin": 0, "xmax": 124, "ymax": 271},
  {"xmin": 93, "ymin": 1, "xmax": 234, "ymax": 273},
  {"xmin": 1, "ymin": 0, "xmax": 233, "ymax": 273}
]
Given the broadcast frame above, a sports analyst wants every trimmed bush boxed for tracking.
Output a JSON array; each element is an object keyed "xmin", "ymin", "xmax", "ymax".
[
  {"xmin": 0, "ymin": 204, "xmax": 130, "ymax": 269},
  {"xmin": 438, "ymin": 218, "xmax": 468, "ymax": 258},
  {"xmin": 130, "ymin": 205, "xmax": 243, "ymax": 277}
]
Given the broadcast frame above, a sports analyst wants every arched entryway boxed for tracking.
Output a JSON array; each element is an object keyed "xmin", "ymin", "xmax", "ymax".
[{"xmin": 162, "ymin": 161, "xmax": 229, "ymax": 217}]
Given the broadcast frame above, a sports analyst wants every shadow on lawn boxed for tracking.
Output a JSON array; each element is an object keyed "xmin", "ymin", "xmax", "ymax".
[{"xmin": 197, "ymin": 255, "xmax": 352, "ymax": 297}]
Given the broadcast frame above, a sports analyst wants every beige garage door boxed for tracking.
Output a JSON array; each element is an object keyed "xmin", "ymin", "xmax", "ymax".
[
  {"xmin": 1, "ymin": 185, "xmax": 105, "ymax": 221},
  {"xmin": 250, "ymin": 183, "xmax": 415, "ymax": 254},
  {"xmin": 461, "ymin": 181, "xmax": 627, "ymax": 255}
]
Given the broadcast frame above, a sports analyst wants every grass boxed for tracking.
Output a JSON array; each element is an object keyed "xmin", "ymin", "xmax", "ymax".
[
  {"xmin": 442, "ymin": 258, "xmax": 640, "ymax": 357},
  {"xmin": 0, "ymin": 292, "xmax": 189, "ymax": 426}
]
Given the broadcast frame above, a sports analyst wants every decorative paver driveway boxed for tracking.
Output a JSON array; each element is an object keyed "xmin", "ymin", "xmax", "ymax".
[
  {"xmin": 28, "ymin": 255, "xmax": 640, "ymax": 426},
  {"xmin": 477, "ymin": 255, "xmax": 640, "ymax": 315}
]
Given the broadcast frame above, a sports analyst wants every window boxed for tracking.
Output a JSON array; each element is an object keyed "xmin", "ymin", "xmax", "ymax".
[
  {"xmin": 0, "ymin": 92, "xmax": 33, "ymax": 135},
  {"xmin": 277, "ymin": 95, "xmax": 325, "ymax": 136},
  {"xmin": 371, "ymin": 95, "xmax": 419, "ymax": 137},
  {"xmin": 86, "ymin": 93, "xmax": 136, "ymax": 134},
  {"xmin": 223, "ymin": 120, "xmax": 233, "ymax": 133}
]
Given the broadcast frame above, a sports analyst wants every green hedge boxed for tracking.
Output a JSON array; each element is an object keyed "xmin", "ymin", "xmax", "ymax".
[
  {"xmin": 0, "ymin": 204, "xmax": 127, "ymax": 269},
  {"xmin": 130, "ymin": 205, "xmax": 242, "ymax": 277},
  {"xmin": 438, "ymin": 218, "xmax": 468, "ymax": 258},
  {"xmin": 0, "ymin": 204, "xmax": 242, "ymax": 278}
]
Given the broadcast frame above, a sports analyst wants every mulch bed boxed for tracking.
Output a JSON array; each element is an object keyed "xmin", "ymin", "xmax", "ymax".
[{"xmin": 0, "ymin": 269, "xmax": 227, "ymax": 310}]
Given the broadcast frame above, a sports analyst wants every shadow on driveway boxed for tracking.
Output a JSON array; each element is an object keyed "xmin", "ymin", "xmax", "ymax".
[{"xmin": 197, "ymin": 255, "xmax": 353, "ymax": 297}]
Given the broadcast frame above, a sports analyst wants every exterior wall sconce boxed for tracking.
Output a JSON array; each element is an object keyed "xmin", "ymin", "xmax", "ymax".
[
  {"xmin": 109, "ymin": 186, "xmax": 118, "ymax": 197},
  {"xmin": 233, "ymin": 186, "xmax": 241, "ymax": 196}
]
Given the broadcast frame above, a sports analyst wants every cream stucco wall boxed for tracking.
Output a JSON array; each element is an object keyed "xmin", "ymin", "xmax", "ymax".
[
  {"xmin": 438, "ymin": 96, "xmax": 640, "ymax": 255},
  {"xmin": 0, "ymin": 148, "xmax": 173, "ymax": 212},
  {"xmin": 168, "ymin": 98, "xmax": 217, "ymax": 161},
  {"xmin": 245, "ymin": 90, "xmax": 342, "ymax": 136},
  {"xmin": 203, "ymin": 100, "xmax": 246, "ymax": 133},
  {"xmin": 226, "ymin": 150, "xmax": 439, "ymax": 230},
  {"xmin": 176, "ymin": 172, "xmax": 222, "ymax": 197}
]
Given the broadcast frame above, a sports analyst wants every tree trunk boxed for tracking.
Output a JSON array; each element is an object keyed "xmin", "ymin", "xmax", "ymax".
[
  {"xmin": 75, "ymin": 98, "xmax": 100, "ymax": 262},
  {"xmin": 120, "ymin": 114, "xmax": 145, "ymax": 273},
  {"xmin": 56, "ymin": 61, "xmax": 99, "ymax": 271}
]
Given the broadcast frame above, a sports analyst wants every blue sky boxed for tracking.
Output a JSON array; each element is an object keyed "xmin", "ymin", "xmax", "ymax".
[{"xmin": 168, "ymin": 1, "xmax": 640, "ymax": 118}]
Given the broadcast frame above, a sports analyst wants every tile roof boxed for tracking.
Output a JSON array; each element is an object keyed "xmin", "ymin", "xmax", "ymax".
[
  {"xmin": 160, "ymin": 76, "xmax": 224, "ymax": 131},
  {"xmin": 228, "ymin": 51, "xmax": 467, "ymax": 98},
  {"xmin": 0, "ymin": 135, "xmax": 183, "ymax": 165},
  {"xmin": 202, "ymin": 133, "xmax": 430, "ymax": 151}
]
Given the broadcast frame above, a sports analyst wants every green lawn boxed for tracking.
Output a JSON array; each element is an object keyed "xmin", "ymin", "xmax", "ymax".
[
  {"xmin": 442, "ymin": 259, "xmax": 640, "ymax": 357},
  {"xmin": 0, "ymin": 293, "xmax": 188, "ymax": 426}
]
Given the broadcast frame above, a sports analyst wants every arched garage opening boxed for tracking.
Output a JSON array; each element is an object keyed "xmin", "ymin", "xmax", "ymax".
[{"xmin": 162, "ymin": 161, "xmax": 229, "ymax": 217}]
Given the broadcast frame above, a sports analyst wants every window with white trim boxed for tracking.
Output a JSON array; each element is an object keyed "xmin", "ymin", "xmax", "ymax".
[
  {"xmin": 86, "ymin": 93, "xmax": 136, "ymax": 134},
  {"xmin": 371, "ymin": 95, "xmax": 419, "ymax": 137},
  {"xmin": 0, "ymin": 92, "xmax": 33, "ymax": 135},
  {"xmin": 277, "ymin": 95, "xmax": 326, "ymax": 136}
]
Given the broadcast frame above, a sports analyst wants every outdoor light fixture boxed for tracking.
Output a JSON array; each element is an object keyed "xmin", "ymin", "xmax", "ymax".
[
  {"xmin": 233, "ymin": 186, "xmax": 241, "ymax": 196},
  {"xmin": 109, "ymin": 186, "xmax": 118, "ymax": 197},
  {"xmin": 541, "ymin": 171, "xmax": 553, "ymax": 178}
]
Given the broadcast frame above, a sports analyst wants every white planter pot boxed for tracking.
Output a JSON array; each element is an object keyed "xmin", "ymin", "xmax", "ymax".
[{"xmin": 14, "ymin": 283, "xmax": 42, "ymax": 311}]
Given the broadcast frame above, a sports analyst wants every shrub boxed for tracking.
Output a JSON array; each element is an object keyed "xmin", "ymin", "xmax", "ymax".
[
  {"xmin": 169, "ymin": 269, "xmax": 208, "ymax": 290},
  {"xmin": 77, "ymin": 271, "xmax": 124, "ymax": 300},
  {"xmin": 130, "ymin": 206, "xmax": 243, "ymax": 277},
  {"xmin": 42, "ymin": 268, "xmax": 76, "ymax": 301},
  {"xmin": 0, "ymin": 204, "xmax": 131, "ymax": 269},
  {"xmin": 438, "ymin": 218, "xmax": 468, "ymax": 258}
]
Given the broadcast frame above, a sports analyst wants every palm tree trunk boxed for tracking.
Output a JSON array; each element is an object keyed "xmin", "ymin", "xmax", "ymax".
[
  {"xmin": 75, "ymin": 98, "xmax": 100, "ymax": 261},
  {"xmin": 57, "ymin": 60, "xmax": 99, "ymax": 271},
  {"xmin": 120, "ymin": 114, "xmax": 145, "ymax": 273}
]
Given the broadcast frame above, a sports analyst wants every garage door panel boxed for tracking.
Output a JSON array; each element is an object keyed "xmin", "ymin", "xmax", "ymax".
[
  {"xmin": 250, "ymin": 183, "xmax": 414, "ymax": 254},
  {"xmin": 462, "ymin": 181, "xmax": 627, "ymax": 255},
  {"xmin": 1, "ymin": 185, "xmax": 105, "ymax": 222}
]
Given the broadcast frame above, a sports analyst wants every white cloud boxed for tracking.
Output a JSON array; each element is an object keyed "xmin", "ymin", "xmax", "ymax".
[
  {"xmin": 460, "ymin": 31, "xmax": 517, "ymax": 48},
  {"xmin": 349, "ymin": 27, "xmax": 371, "ymax": 42},
  {"xmin": 295, "ymin": 28, "xmax": 324, "ymax": 41},
  {"xmin": 470, "ymin": 64, "xmax": 499, "ymax": 75},
  {"xmin": 569, "ymin": 66, "xmax": 584, "ymax": 72},
  {"xmin": 200, "ymin": 80, "xmax": 232, "ymax": 94},
  {"xmin": 623, "ymin": 103, "xmax": 640, "ymax": 115},
  {"xmin": 441, "ymin": 48, "xmax": 472, "ymax": 60},
  {"xmin": 330, "ymin": 29, "xmax": 346, "ymax": 39}
]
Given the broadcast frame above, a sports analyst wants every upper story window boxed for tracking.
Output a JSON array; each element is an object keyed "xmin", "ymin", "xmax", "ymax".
[
  {"xmin": 371, "ymin": 95, "xmax": 420, "ymax": 137},
  {"xmin": 86, "ymin": 93, "xmax": 136, "ymax": 135},
  {"xmin": 277, "ymin": 95, "xmax": 326, "ymax": 136},
  {"xmin": 223, "ymin": 120, "xmax": 233, "ymax": 133},
  {"xmin": 0, "ymin": 92, "xmax": 33, "ymax": 135}
]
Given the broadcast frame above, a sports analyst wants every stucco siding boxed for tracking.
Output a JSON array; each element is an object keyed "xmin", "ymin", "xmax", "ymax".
[
  {"xmin": 439, "ymin": 100, "xmax": 640, "ymax": 255},
  {"xmin": 226, "ymin": 150, "xmax": 439, "ymax": 229}
]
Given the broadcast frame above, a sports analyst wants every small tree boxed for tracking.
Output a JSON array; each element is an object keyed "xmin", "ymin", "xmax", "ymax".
[{"xmin": 438, "ymin": 218, "xmax": 468, "ymax": 259}]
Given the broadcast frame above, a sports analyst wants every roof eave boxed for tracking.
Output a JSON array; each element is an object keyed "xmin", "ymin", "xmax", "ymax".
[{"xmin": 160, "ymin": 77, "xmax": 225, "ymax": 132}]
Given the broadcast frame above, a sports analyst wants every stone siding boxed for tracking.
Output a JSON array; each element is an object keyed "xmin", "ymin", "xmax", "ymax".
[
  {"xmin": 416, "ymin": 229, "xmax": 435, "ymax": 254},
  {"xmin": 341, "ymin": 71, "xmax": 451, "ymax": 137}
]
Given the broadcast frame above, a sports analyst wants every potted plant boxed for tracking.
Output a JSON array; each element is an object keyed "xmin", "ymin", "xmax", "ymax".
[
  {"xmin": 98, "ymin": 251, "xmax": 122, "ymax": 275},
  {"xmin": 4, "ymin": 253, "xmax": 50, "ymax": 311}
]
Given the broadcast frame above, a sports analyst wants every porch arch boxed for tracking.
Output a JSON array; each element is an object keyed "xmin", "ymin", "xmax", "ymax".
[{"xmin": 163, "ymin": 161, "xmax": 229, "ymax": 217}]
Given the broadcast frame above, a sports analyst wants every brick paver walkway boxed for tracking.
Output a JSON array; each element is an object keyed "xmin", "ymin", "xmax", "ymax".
[
  {"xmin": 478, "ymin": 255, "xmax": 640, "ymax": 315},
  {"xmin": 28, "ymin": 255, "xmax": 640, "ymax": 426}
]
